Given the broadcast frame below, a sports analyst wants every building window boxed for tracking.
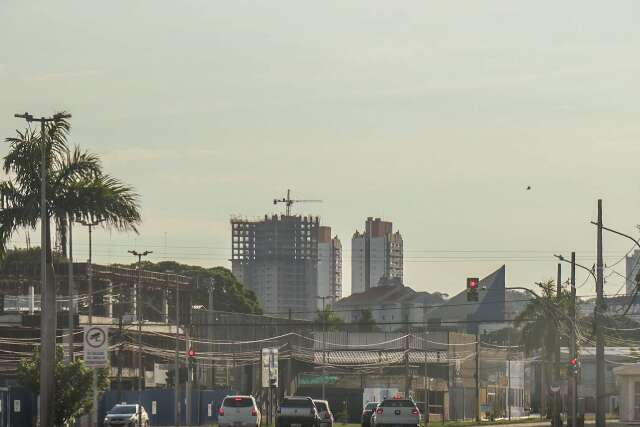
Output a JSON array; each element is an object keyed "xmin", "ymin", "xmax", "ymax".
[{"xmin": 635, "ymin": 382, "xmax": 640, "ymax": 420}]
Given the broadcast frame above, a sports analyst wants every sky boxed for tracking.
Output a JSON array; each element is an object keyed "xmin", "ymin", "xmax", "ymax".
[{"xmin": 1, "ymin": 1, "xmax": 640, "ymax": 299}]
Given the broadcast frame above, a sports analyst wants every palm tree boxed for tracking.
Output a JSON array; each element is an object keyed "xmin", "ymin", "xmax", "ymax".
[
  {"xmin": 0, "ymin": 113, "xmax": 141, "ymax": 412},
  {"xmin": 514, "ymin": 280, "xmax": 572, "ymax": 417}
]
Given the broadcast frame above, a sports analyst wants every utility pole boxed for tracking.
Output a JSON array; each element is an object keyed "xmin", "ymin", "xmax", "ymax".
[
  {"xmin": 316, "ymin": 296, "xmax": 328, "ymax": 400},
  {"xmin": 570, "ymin": 252, "xmax": 577, "ymax": 427},
  {"xmin": 174, "ymin": 274, "xmax": 181, "ymax": 426},
  {"xmin": 129, "ymin": 250, "xmax": 152, "ymax": 427},
  {"xmin": 403, "ymin": 312, "xmax": 410, "ymax": 398},
  {"xmin": 14, "ymin": 111, "xmax": 71, "ymax": 427},
  {"xmin": 595, "ymin": 199, "xmax": 605, "ymax": 427},
  {"xmin": 82, "ymin": 217, "xmax": 104, "ymax": 427},
  {"xmin": 66, "ymin": 214, "xmax": 75, "ymax": 365},
  {"xmin": 186, "ymin": 325, "xmax": 193, "ymax": 426},
  {"xmin": 423, "ymin": 327, "xmax": 429, "ymax": 426},
  {"xmin": 554, "ymin": 263, "xmax": 561, "ymax": 427},
  {"xmin": 475, "ymin": 330, "xmax": 480, "ymax": 422}
]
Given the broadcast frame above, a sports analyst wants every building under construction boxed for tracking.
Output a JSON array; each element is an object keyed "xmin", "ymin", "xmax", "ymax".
[{"xmin": 231, "ymin": 215, "xmax": 320, "ymax": 318}]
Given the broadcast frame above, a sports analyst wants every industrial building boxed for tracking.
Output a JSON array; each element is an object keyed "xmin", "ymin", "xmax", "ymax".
[
  {"xmin": 231, "ymin": 214, "xmax": 320, "ymax": 318},
  {"xmin": 351, "ymin": 217, "xmax": 403, "ymax": 294}
]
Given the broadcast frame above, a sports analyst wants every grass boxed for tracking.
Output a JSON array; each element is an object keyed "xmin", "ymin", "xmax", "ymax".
[{"xmin": 335, "ymin": 419, "xmax": 543, "ymax": 427}]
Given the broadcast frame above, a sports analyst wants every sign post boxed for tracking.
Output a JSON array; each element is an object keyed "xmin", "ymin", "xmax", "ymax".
[{"xmin": 83, "ymin": 326, "xmax": 109, "ymax": 368}]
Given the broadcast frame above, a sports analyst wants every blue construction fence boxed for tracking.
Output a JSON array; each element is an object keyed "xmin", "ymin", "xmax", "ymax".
[{"xmin": 99, "ymin": 388, "xmax": 233, "ymax": 426}]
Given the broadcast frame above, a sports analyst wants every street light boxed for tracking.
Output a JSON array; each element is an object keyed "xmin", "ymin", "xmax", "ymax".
[
  {"xmin": 80, "ymin": 217, "xmax": 104, "ymax": 427},
  {"xmin": 589, "ymin": 220, "xmax": 640, "ymax": 427},
  {"xmin": 129, "ymin": 250, "xmax": 152, "ymax": 427},
  {"xmin": 14, "ymin": 111, "xmax": 71, "ymax": 427},
  {"xmin": 316, "ymin": 296, "xmax": 331, "ymax": 400}
]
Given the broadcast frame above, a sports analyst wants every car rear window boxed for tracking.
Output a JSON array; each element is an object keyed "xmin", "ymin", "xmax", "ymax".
[
  {"xmin": 281, "ymin": 399, "xmax": 313, "ymax": 408},
  {"xmin": 365, "ymin": 403, "xmax": 379, "ymax": 410},
  {"xmin": 380, "ymin": 400, "xmax": 415, "ymax": 407},
  {"xmin": 223, "ymin": 397, "xmax": 253, "ymax": 407},
  {"xmin": 315, "ymin": 402, "xmax": 328, "ymax": 411}
]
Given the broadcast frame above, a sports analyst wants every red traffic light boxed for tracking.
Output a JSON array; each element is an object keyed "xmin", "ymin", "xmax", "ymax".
[
  {"xmin": 569, "ymin": 358, "xmax": 577, "ymax": 366},
  {"xmin": 467, "ymin": 278, "xmax": 479, "ymax": 289},
  {"xmin": 188, "ymin": 348, "xmax": 196, "ymax": 358}
]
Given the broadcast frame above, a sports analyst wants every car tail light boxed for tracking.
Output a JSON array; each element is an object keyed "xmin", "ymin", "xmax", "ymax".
[
  {"xmin": 376, "ymin": 408, "xmax": 384, "ymax": 415},
  {"xmin": 411, "ymin": 408, "xmax": 420, "ymax": 416},
  {"xmin": 219, "ymin": 408, "xmax": 225, "ymax": 416},
  {"xmin": 251, "ymin": 408, "xmax": 258, "ymax": 417}
]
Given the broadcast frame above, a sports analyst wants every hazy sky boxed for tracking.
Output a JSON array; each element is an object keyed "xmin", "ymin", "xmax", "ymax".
[{"xmin": 2, "ymin": 1, "xmax": 640, "ymax": 298}]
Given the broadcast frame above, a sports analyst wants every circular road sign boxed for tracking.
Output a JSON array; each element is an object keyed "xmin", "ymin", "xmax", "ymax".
[{"xmin": 85, "ymin": 326, "xmax": 107, "ymax": 349}]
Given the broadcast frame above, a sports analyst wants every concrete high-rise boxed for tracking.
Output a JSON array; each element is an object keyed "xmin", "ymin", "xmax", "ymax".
[
  {"xmin": 317, "ymin": 226, "xmax": 342, "ymax": 308},
  {"xmin": 626, "ymin": 250, "xmax": 640, "ymax": 295},
  {"xmin": 351, "ymin": 217, "xmax": 403, "ymax": 294},
  {"xmin": 231, "ymin": 214, "xmax": 319, "ymax": 317}
]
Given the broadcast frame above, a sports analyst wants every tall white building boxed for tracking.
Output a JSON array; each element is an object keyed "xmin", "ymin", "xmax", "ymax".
[
  {"xmin": 351, "ymin": 217, "xmax": 403, "ymax": 294},
  {"xmin": 626, "ymin": 250, "xmax": 640, "ymax": 295},
  {"xmin": 317, "ymin": 226, "xmax": 342, "ymax": 308}
]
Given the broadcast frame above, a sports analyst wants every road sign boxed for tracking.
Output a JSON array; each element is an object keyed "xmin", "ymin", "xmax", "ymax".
[
  {"xmin": 83, "ymin": 326, "xmax": 109, "ymax": 368},
  {"xmin": 262, "ymin": 348, "xmax": 278, "ymax": 388}
]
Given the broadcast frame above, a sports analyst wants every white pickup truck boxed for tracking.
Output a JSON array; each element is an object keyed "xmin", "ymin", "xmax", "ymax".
[
  {"xmin": 371, "ymin": 399, "xmax": 421, "ymax": 427},
  {"xmin": 276, "ymin": 397, "xmax": 320, "ymax": 427}
]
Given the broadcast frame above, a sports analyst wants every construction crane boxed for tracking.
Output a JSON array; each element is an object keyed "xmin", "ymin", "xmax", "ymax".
[{"xmin": 273, "ymin": 189, "xmax": 322, "ymax": 216}]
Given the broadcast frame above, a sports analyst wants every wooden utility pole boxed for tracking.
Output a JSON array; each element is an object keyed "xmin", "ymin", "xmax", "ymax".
[
  {"xmin": 570, "ymin": 252, "xmax": 577, "ymax": 427},
  {"xmin": 595, "ymin": 199, "xmax": 605, "ymax": 427}
]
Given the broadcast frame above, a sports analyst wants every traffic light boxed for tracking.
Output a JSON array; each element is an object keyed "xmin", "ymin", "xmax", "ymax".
[
  {"xmin": 188, "ymin": 348, "xmax": 196, "ymax": 358},
  {"xmin": 467, "ymin": 277, "xmax": 479, "ymax": 302},
  {"xmin": 568, "ymin": 357, "xmax": 579, "ymax": 376}
]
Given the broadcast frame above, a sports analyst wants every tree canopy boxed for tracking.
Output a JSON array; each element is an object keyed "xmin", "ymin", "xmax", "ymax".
[
  {"xmin": 139, "ymin": 261, "xmax": 262, "ymax": 314},
  {"xmin": 355, "ymin": 309, "xmax": 380, "ymax": 332},
  {"xmin": 316, "ymin": 305, "xmax": 345, "ymax": 331},
  {"xmin": 17, "ymin": 346, "xmax": 110, "ymax": 426}
]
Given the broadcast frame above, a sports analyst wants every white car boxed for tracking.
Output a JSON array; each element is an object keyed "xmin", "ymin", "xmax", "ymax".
[
  {"xmin": 371, "ymin": 399, "xmax": 420, "ymax": 427},
  {"xmin": 219, "ymin": 395, "xmax": 261, "ymax": 427},
  {"xmin": 313, "ymin": 400, "xmax": 334, "ymax": 427},
  {"xmin": 104, "ymin": 404, "xmax": 150, "ymax": 427}
]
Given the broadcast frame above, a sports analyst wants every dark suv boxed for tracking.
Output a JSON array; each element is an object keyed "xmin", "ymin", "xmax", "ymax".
[
  {"xmin": 276, "ymin": 397, "xmax": 320, "ymax": 427},
  {"xmin": 361, "ymin": 402, "xmax": 379, "ymax": 427}
]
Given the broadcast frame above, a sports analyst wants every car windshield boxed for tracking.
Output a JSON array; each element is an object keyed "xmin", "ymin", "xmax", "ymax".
[
  {"xmin": 315, "ymin": 402, "xmax": 328, "ymax": 412},
  {"xmin": 365, "ymin": 403, "xmax": 379, "ymax": 410},
  {"xmin": 224, "ymin": 397, "xmax": 254, "ymax": 407},
  {"xmin": 380, "ymin": 400, "xmax": 415, "ymax": 408},
  {"xmin": 282, "ymin": 399, "xmax": 313, "ymax": 408},
  {"xmin": 110, "ymin": 405, "xmax": 137, "ymax": 414}
]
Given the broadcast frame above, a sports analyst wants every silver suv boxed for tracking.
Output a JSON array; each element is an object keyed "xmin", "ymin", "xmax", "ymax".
[
  {"xmin": 219, "ymin": 395, "xmax": 261, "ymax": 427},
  {"xmin": 372, "ymin": 399, "xmax": 420, "ymax": 427},
  {"xmin": 104, "ymin": 404, "xmax": 149, "ymax": 427}
]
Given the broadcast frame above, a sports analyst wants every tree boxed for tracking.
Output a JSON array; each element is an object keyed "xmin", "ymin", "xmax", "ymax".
[
  {"xmin": 1, "ymin": 114, "xmax": 141, "ymax": 421},
  {"xmin": 355, "ymin": 309, "xmax": 379, "ymax": 332},
  {"xmin": 514, "ymin": 280, "xmax": 572, "ymax": 355},
  {"xmin": 316, "ymin": 305, "xmax": 345, "ymax": 331},
  {"xmin": 139, "ymin": 261, "xmax": 262, "ymax": 315},
  {"xmin": 17, "ymin": 346, "xmax": 110, "ymax": 426}
]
